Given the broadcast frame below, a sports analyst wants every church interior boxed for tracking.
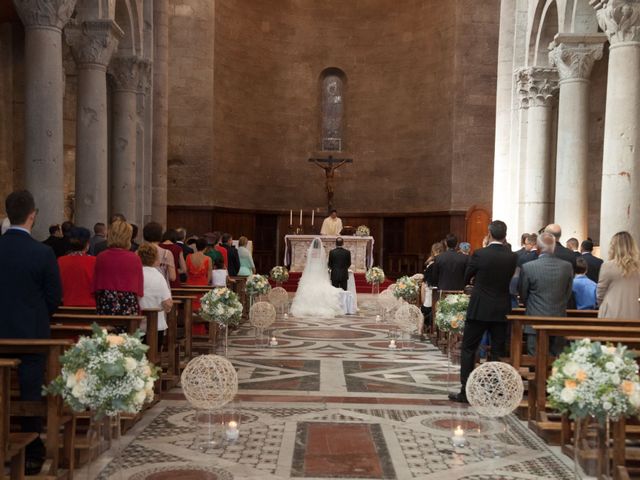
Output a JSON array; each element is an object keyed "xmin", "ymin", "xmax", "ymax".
[{"xmin": 1, "ymin": 0, "xmax": 640, "ymax": 479}]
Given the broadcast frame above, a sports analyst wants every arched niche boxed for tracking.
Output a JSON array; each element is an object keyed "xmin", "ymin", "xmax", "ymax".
[
  {"xmin": 528, "ymin": 0, "xmax": 560, "ymax": 66},
  {"xmin": 319, "ymin": 68, "xmax": 347, "ymax": 152},
  {"xmin": 115, "ymin": 0, "xmax": 143, "ymax": 57}
]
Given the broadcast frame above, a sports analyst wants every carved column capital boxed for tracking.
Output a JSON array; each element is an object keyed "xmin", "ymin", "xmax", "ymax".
[
  {"xmin": 66, "ymin": 20, "xmax": 123, "ymax": 71},
  {"xmin": 109, "ymin": 55, "xmax": 144, "ymax": 93},
  {"xmin": 549, "ymin": 34, "xmax": 606, "ymax": 82},
  {"xmin": 12, "ymin": 0, "xmax": 77, "ymax": 30},
  {"xmin": 515, "ymin": 67, "xmax": 559, "ymax": 109},
  {"xmin": 137, "ymin": 58, "xmax": 152, "ymax": 95},
  {"xmin": 591, "ymin": 0, "xmax": 640, "ymax": 44}
]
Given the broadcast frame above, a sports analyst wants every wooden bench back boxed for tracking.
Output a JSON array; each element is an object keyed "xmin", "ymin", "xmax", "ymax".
[{"xmin": 0, "ymin": 358, "xmax": 20, "ymax": 462}]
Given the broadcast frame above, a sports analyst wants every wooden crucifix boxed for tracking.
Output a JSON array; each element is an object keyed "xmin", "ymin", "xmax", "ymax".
[{"xmin": 308, "ymin": 155, "xmax": 353, "ymax": 213}]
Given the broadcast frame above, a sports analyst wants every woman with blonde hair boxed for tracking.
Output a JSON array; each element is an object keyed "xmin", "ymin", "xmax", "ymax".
[
  {"xmin": 93, "ymin": 220, "xmax": 143, "ymax": 315},
  {"xmin": 597, "ymin": 231, "xmax": 640, "ymax": 319},
  {"xmin": 237, "ymin": 236, "xmax": 256, "ymax": 276}
]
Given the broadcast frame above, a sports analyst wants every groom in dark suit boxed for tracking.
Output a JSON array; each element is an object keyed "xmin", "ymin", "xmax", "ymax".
[{"xmin": 328, "ymin": 237, "xmax": 351, "ymax": 290}]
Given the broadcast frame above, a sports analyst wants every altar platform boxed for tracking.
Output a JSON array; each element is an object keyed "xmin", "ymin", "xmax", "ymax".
[
  {"xmin": 269, "ymin": 271, "xmax": 394, "ymax": 294},
  {"xmin": 284, "ymin": 234, "xmax": 374, "ymax": 273}
]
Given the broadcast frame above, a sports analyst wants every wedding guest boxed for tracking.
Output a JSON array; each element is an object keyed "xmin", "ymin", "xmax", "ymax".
[
  {"xmin": 572, "ymin": 257, "xmax": 597, "ymax": 310},
  {"xmin": 204, "ymin": 234, "xmax": 223, "ymax": 267},
  {"xmin": 519, "ymin": 232, "xmax": 573, "ymax": 354},
  {"xmin": 89, "ymin": 222, "xmax": 106, "ymax": 255},
  {"xmin": 221, "ymin": 233, "xmax": 241, "ymax": 276},
  {"xmin": 186, "ymin": 238, "xmax": 212, "ymax": 336},
  {"xmin": 58, "ymin": 227, "xmax": 96, "ymax": 307},
  {"xmin": 143, "ymin": 222, "xmax": 176, "ymax": 286},
  {"xmin": 159, "ymin": 229, "xmax": 187, "ymax": 288},
  {"xmin": 0, "ymin": 190, "xmax": 61, "ymax": 473},
  {"xmin": 421, "ymin": 242, "xmax": 444, "ymax": 339},
  {"xmin": 566, "ymin": 237, "xmax": 580, "ymax": 256},
  {"xmin": 43, "ymin": 224, "xmax": 66, "ymax": 257},
  {"xmin": 459, "ymin": 242, "xmax": 471, "ymax": 255},
  {"xmin": 206, "ymin": 231, "xmax": 228, "ymax": 268},
  {"xmin": 59, "ymin": 220, "xmax": 74, "ymax": 256},
  {"xmin": 212, "ymin": 257, "xmax": 228, "ymax": 287},
  {"xmin": 432, "ymin": 234, "xmax": 468, "ymax": 291},
  {"xmin": 597, "ymin": 231, "xmax": 640, "ymax": 319},
  {"xmin": 176, "ymin": 227, "xmax": 194, "ymax": 258},
  {"xmin": 130, "ymin": 224, "xmax": 140, "ymax": 252},
  {"xmin": 137, "ymin": 243, "xmax": 173, "ymax": 347},
  {"xmin": 94, "ymin": 214, "xmax": 126, "ymax": 256},
  {"xmin": 581, "ymin": 239, "xmax": 603, "ymax": 283},
  {"xmin": 544, "ymin": 224, "xmax": 577, "ymax": 268},
  {"xmin": 515, "ymin": 233, "xmax": 529, "ymax": 262},
  {"xmin": 93, "ymin": 220, "xmax": 143, "ymax": 315},
  {"xmin": 518, "ymin": 233, "xmax": 539, "ymax": 266},
  {"xmin": 237, "ymin": 236, "xmax": 256, "ymax": 276},
  {"xmin": 450, "ymin": 220, "xmax": 517, "ymax": 403}
]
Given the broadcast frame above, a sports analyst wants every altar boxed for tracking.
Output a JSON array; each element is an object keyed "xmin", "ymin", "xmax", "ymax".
[{"xmin": 284, "ymin": 235, "xmax": 374, "ymax": 273}]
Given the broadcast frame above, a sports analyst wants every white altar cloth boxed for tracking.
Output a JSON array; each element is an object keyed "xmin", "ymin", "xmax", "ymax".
[{"xmin": 284, "ymin": 235, "xmax": 374, "ymax": 273}]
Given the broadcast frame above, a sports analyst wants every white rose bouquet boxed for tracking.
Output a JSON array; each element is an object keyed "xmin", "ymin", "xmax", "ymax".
[
  {"xmin": 199, "ymin": 287, "xmax": 244, "ymax": 327},
  {"xmin": 270, "ymin": 266, "xmax": 289, "ymax": 283},
  {"xmin": 435, "ymin": 294, "xmax": 469, "ymax": 334},
  {"xmin": 392, "ymin": 276, "xmax": 419, "ymax": 302},
  {"xmin": 356, "ymin": 225, "xmax": 370, "ymax": 236},
  {"xmin": 365, "ymin": 267, "xmax": 385, "ymax": 285},
  {"xmin": 547, "ymin": 339, "xmax": 640, "ymax": 422},
  {"xmin": 44, "ymin": 324, "xmax": 159, "ymax": 418},
  {"xmin": 246, "ymin": 274, "xmax": 271, "ymax": 297}
]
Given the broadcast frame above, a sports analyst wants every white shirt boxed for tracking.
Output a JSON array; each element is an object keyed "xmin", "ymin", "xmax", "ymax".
[
  {"xmin": 320, "ymin": 217, "xmax": 343, "ymax": 236},
  {"xmin": 212, "ymin": 269, "xmax": 228, "ymax": 287},
  {"xmin": 139, "ymin": 266, "xmax": 171, "ymax": 331}
]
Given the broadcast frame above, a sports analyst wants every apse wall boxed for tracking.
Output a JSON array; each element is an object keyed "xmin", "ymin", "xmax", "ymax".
[{"xmin": 167, "ymin": 0, "xmax": 499, "ymax": 214}]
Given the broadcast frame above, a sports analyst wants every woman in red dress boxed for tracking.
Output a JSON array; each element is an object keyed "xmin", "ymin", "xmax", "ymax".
[
  {"xmin": 186, "ymin": 238, "xmax": 212, "ymax": 335},
  {"xmin": 58, "ymin": 227, "xmax": 96, "ymax": 306},
  {"xmin": 158, "ymin": 229, "xmax": 187, "ymax": 288}
]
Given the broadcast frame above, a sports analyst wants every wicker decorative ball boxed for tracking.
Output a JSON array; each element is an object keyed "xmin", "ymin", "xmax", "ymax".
[
  {"xmin": 378, "ymin": 289, "xmax": 400, "ymax": 312},
  {"xmin": 393, "ymin": 304, "xmax": 422, "ymax": 333},
  {"xmin": 250, "ymin": 301, "xmax": 276, "ymax": 329},
  {"xmin": 268, "ymin": 287, "xmax": 289, "ymax": 310},
  {"xmin": 181, "ymin": 355, "xmax": 238, "ymax": 410},
  {"xmin": 465, "ymin": 362, "xmax": 524, "ymax": 418}
]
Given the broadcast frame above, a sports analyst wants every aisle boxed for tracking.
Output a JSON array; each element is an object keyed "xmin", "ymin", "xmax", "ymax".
[{"xmin": 92, "ymin": 295, "xmax": 574, "ymax": 479}]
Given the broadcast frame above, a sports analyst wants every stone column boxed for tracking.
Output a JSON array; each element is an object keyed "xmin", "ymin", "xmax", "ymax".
[
  {"xmin": 515, "ymin": 67, "xmax": 559, "ymax": 234},
  {"xmin": 152, "ymin": 0, "xmax": 168, "ymax": 225},
  {"xmin": 66, "ymin": 20, "xmax": 122, "ymax": 229},
  {"xmin": 136, "ymin": 59, "xmax": 152, "ymax": 228},
  {"xmin": 12, "ymin": 0, "xmax": 77, "ymax": 239},
  {"xmin": 109, "ymin": 56, "xmax": 142, "ymax": 221},
  {"xmin": 592, "ymin": 0, "xmax": 640, "ymax": 247},
  {"xmin": 549, "ymin": 34, "xmax": 605, "ymax": 242}
]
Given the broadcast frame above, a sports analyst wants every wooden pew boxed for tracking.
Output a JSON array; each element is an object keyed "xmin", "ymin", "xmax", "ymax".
[
  {"xmin": 171, "ymin": 294, "xmax": 196, "ymax": 362},
  {"xmin": 511, "ymin": 307, "xmax": 599, "ymax": 318},
  {"xmin": 0, "ymin": 340, "xmax": 75, "ymax": 479},
  {"xmin": 1, "ymin": 358, "xmax": 37, "ymax": 480}
]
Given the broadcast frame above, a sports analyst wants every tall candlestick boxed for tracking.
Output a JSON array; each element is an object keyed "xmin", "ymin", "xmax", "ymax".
[
  {"xmin": 311, "ymin": 210, "xmax": 315, "ymax": 226},
  {"xmin": 289, "ymin": 210, "xmax": 293, "ymax": 225},
  {"xmin": 299, "ymin": 209, "xmax": 303, "ymax": 225}
]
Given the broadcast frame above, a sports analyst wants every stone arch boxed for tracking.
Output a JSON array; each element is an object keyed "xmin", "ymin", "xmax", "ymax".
[
  {"xmin": 569, "ymin": 0, "xmax": 599, "ymax": 33},
  {"xmin": 115, "ymin": 0, "xmax": 143, "ymax": 56},
  {"xmin": 529, "ymin": 0, "xmax": 560, "ymax": 66},
  {"xmin": 319, "ymin": 67, "xmax": 347, "ymax": 152}
]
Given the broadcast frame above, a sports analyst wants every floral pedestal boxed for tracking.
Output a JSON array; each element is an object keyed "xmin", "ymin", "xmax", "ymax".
[{"xmin": 572, "ymin": 416, "xmax": 611, "ymax": 479}]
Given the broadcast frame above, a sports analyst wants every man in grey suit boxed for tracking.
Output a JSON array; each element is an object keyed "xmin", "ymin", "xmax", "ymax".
[{"xmin": 519, "ymin": 232, "xmax": 574, "ymax": 355}]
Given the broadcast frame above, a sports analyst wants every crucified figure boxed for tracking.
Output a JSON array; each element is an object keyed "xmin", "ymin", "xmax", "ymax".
[{"xmin": 308, "ymin": 155, "xmax": 353, "ymax": 212}]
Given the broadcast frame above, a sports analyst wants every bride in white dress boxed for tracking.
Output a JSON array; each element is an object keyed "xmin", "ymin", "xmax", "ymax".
[{"xmin": 290, "ymin": 238, "xmax": 344, "ymax": 318}]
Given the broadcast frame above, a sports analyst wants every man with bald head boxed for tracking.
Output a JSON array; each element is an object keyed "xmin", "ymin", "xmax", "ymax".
[{"xmin": 544, "ymin": 224, "xmax": 577, "ymax": 268}]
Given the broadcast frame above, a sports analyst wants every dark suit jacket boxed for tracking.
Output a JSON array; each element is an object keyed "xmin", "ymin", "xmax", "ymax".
[
  {"xmin": 0, "ymin": 229, "xmax": 61, "ymax": 339},
  {"xmin": 554, "ymin": 243, "xmax": 577, "ymax": 269},
  {"xmin": 464, "ymin": 243, "xmax": 517, "ymax": 322},
  {"xmin": 223, "ymin": 244, "xmax": 241, "ymax": 276},
  {"xmin": 178, "ymin": 241, "xmax": 194, "ymax": 258},
  {"xmin": 518, "ymin": 249, "xmax": 539, "ymax": 267},
  {"xmin": 432, "ymin": 249, "xmax": 469, "ymax": 291},
  {"xmin": 519, "ymin": 254, "xmax": 573, "ymax": 318},
  {"xmin": 328, "ymin": 247, "xmax": 351, "ymax": 285},
  {"xmin": 582, "ymin": 252, "xmax": 603, "ymax": 283}
]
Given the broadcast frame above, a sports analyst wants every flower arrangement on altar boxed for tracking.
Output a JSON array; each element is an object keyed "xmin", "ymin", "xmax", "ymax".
[
  {"xmin": 355, "ymin": 225, "xmax": 370, "ymax": 236},
  {"xmin": 435, "ymin": 294, "xmax": 469, "ymax": 334},
  {"xmin": 270, "ymin": 266, "xmax": 289, "ymax": 283},
  {"xmin": 44, "ymin": 324, "xmax": 159, "ymax": 417},
  {"xmin": 547, "ymin": 339, "xmax": 640, "ymax": 422},
  {"xmin": 246, "ymin": 274, "xmax": 271, "ymax": 297},
  {"xmin": 392, "ymin": 276, "xmax": 419, "ymax": 302},
  {"xmin": 199, "ymin": 287, "xmax": 244, "ymax": 327},
  {"xmin": 365, "ymin": 267, "xmax": 385, "ymax": 285}
]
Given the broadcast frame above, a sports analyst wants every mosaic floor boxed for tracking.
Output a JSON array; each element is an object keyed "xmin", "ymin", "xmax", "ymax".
[{"xmin": 88, "ymin": 295, "xmax": 575, "ymax": 480}]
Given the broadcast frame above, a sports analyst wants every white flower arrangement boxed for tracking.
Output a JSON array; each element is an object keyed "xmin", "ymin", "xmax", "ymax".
[
  {"xmin": 355, "ymin": 225, "xmax": 370, "ymax": 237},
  {"xmin": 246, "ymin": 274, "xmax": 271, "ymax": 297},
  {"xmin": 392, "ymin": 276, "xmax": 419, "ymax": 302},
  {"xmin": 365, "ymin": 267, "xmax": 385, "ymax": 285},
  {"xmin": 435, "ymin": 294, "xmax": 469, "ymax": 334},
  {"xmin": 44, "ymin": 324, "xmax": 159, "ymax": 418},
  {"xmin": 199, "ymin": 287, "xmax": 244, "ymax": 327},
  {"xmin": 547, "ymin": 339, "xmax": 640, "ymax": 422},
  {"xmin": 270, "ymin": 266, "xmax": 289, "ymax": 283}
]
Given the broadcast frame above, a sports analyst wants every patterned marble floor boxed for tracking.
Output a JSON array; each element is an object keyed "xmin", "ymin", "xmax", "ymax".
[{"xmin": 89, "ymin": 295, "xmax": 575, "ymax": 480}]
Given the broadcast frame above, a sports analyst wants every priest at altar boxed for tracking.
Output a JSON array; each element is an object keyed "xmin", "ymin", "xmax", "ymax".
[{"xmin": 320, "ymin": 209, "xmax": 343, "ymax": 236}]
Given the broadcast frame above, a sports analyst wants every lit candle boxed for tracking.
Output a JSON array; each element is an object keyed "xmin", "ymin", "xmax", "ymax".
[
  {"xmin": 290, "ymin": 210, "xmax": 293, "ymax": 225},
  {"xmin": 270, "ymin": 336, "xmax": 278, "ymax": 346},
  {"xmin": 226, "ymin": 420, "xmax": 239, "ymax": 441},
  {"xmin": 376, "ymin": 314, "xmax": 381, "ymax": 322},
  {"xmin": 451, "ymin": 425, "xmax": 466, "ymax": 447},
  {"xmin": 284, "ymin": 313, "xmax": 289, "ymax": 319},
  {"xmin": 311, "ymin": 210, "xmax": 315, "ymax": 226},
  {"xmin": 388, "ymin": 339, "xmax": 396, "ymax": 349},
  {"xmin": 299, "ymin": 209, "xmax": 303, "ymax": 225}
]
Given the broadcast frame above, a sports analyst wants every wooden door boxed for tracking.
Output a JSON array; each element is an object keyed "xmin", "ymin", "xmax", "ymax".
[{"xmin": 465, "ymin": 206, "xmax": 491, "ymax": 253}]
